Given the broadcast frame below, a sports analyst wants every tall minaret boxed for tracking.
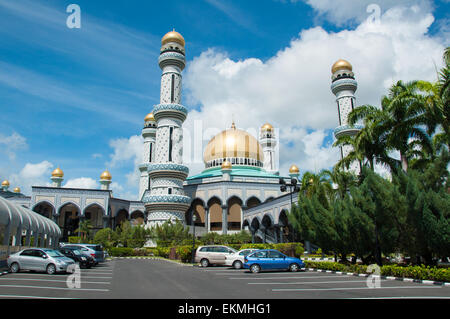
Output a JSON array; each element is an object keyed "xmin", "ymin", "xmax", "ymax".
[
  {"xmin": 139, "ymin": 112, "xmax": 157, "ymax": 200},
  {"xmin": 142, "ymin": 30, "xmax": 191, "ymax": 227},
  {"xmin": 51, "ymin": 167, "xmax": 64, "ymax": 187},
  {"xmin": 331, "ymin": 59, "xmax": 362, "ymax": 175},
  {"xmin": 260, "ymin": 123, "xmax": 278, "ymax": 175}
]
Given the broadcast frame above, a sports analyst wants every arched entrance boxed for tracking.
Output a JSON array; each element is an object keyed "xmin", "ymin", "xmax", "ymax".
[
  {"xmin": 251, "ymin": 217, "xmax": 262, "ymax": 243},
  {"xmin": 84, "ymin": 204, "xmax": 105, "ymax": 237},
  {"xmin": 246, "ymin": 197, "xmax": 261, "ymax": 209},
  {"xmin": 130, "ymin": 211, "xmax": 145, "ymax": 226},
  {"xmin": 114, "ymin": 209, "xmax": 129, "ymax": 229},
  {"xmin": 58, "ymin": 203, "xmax": 81, "ymax": 242},
  {"xmin": 208, "ymin": 197, "xmax": 222, "ymax": 231},
  {"xmin": 185, "ymin": 199, "xmax": 206, "ymax": 227},
  {"xmin": 33, "ymin": 202, "xmax": 54, "ymax": 219},
  {"xmin": 227, "ymin": 196, "xmax": 242, "ymax": 231}
]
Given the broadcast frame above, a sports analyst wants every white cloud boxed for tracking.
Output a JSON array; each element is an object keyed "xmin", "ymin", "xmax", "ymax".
[
  {"xmin": 0, "ymin": 132, "xmax": 28, "ymax": 161},
  {"xmin": 183, "ymin": 3, "xmax": 446, "ymax": 176},
  {"xmin": 108, "ymin": 135, "xmax": 143, "ymax": 187},
  {"xmin": 301, "ymin": 0, "xmax": 433, "ymax": 26},
  {"xmin": 64, "ymin": 177, "xmax": 98, "ymax": 189},
  {"xmin": 8, "ymin": 161, "xmax": 53, "ymax": 195}
]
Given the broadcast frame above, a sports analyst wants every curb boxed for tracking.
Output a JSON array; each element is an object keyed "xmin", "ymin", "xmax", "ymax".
[
  {"xmin": 0, "ymin": 271, "xmax": 8, "ymax": 276},
  {"xmin": 305, "ymin": 267, "xmax": 450, "ymax": 287}
]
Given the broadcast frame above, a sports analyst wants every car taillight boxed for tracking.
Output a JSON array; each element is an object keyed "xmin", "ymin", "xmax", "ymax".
[{"xmin": 91, "ymin": 254, "xmax": 95, "ymax": 257}]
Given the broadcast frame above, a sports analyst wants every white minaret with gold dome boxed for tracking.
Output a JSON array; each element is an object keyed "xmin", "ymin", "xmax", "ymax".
[
  {"xmin": 142, "ymin": 30, "xmax": 191, "ymax": 227},
  {"xmin": 260, "ymin": 123, "xmax": 278, "ymax": 175},
  {"xmin": 331, "ymin": 59, "xmax": 362, "ymax": 175},
  {"xmin": 139, "ymin": 112, "xmax": 157, "ymax": 200},
  {"xmin": 51, "ymin": 167, "xmax": 64, "ymax": 187},
  {"xmin": 100, "ymin": 170, "xmax": 112, "ymax": 190}
]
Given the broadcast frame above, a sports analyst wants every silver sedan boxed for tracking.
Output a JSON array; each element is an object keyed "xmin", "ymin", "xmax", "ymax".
[{"xmin": 7, "ymin": 248, "xmax": 76, "ymax": 274}]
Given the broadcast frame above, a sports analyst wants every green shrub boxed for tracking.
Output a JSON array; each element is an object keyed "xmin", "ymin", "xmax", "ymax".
[
  {"xmin": 176, "ymin": 245, "xmax": 197, "ymax": 263},
  {"xmin": 108, "ymin": 247, "xmax": 134, "ymax": 257},
  {"xmin": 68, "ymin": 236, "xmax": 82, "ymax": 244},
  {"xmin": 305, "ymin": 261, "xmax": 450, "ymax": 282}
]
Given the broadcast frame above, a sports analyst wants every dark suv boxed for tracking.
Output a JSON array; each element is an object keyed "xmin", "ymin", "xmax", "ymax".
[
  {"xmin": 59, "ymin": 247, "xmax": 95, "ymax": 269},
  {"xmin": 63, "ymin": 244, "xmax": 105, "ymax": 264}
]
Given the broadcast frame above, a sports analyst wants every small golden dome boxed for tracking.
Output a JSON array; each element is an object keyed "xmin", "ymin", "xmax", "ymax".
[
  {"xmin": 1, "ymin": 180, "xmax": 10, "ymax": 187},
  {"xmin": 162, "ymin": 30, "xmax": 185, "ymax": 47},
  {"xmin": 144, "ymin": 112, "xmax": 155, "ymax": 122},
  {"xmin": 13, "ymin": 187, "xmax": 20, "ymax": 193},
  {"xmin": 289, "ymin": 165, "xmax": 300, "ymax": 174},
  {"xmin": 51, "ymin": 167, "xmax": 64, "ymax": 178},
  {"xmin": 221, "ymin": 161, "xmax": 232, "ymax": 170},
  {"xmin": 332, "ymin": 59, "xmax": 352, "ymax": 74},
  {"xmin": 261, "ymin": 123, "xmax": 274, "ymax": 131},
  {"xmin": 100, "ymin": 170, "xmax": 112, "ymax": 181}
]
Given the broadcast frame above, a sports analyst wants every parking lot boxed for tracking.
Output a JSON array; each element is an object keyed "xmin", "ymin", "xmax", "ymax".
[{"xmin": 0, "ymin": 258, "xmax": 449, "ymax": 299}]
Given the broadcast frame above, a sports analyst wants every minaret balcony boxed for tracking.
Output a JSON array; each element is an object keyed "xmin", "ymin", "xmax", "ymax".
[
  {"xmin": 331, "ymin": 78, "xmax": 358, "ymax": 95},
  {"xmin": 158, "ymin": 51, "xmax": 186, "ymax": 70},
  {"xmin": 147, "ymin": 163, "xmax": 189, "ymax": 180},
  {"xmin": 153, "ymin": 103, "xmax": 188, "ymax": 122},
  {"xmin": 334, "ymin": 124, "xmax": 363, "ymax": 138}
]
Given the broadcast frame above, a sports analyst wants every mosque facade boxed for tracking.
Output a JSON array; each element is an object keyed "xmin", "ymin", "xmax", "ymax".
[{"xmin": 0, "ymin": 31, "xmax": 360, "ymax": 244}]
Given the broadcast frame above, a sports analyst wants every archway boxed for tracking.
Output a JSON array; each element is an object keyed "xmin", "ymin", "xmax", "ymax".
[
  {"xmin": 208, "ymin": 197, "xmax": 222, "ymax": 231},
  {"xmin": 227, "ymin": 196, "xmax": 242, "ymax": 231},
  {"xmin": 115, "ymin": 209, "xmax": 129, "ymax": 229},
  {"xmin": 185, "ymin": 199, "xmax": 205, "ymax": 227},
  {"xmin": 251, "ymin": 217, "xmax": 262, "ymax": 243},
  {"xmin": 278, "ymin": 210, "xmax": 290, "ymax": 243},
  {"xmin": 58, "ymin": 203, "xmax": 81, "ymax": 242},
  {"xmin": 130, "ymin": 210, "xmax": 145, "ymax": 226},
  {"xmin": 246, "ymin": 197, "xmax": 261, "ymax": 209},
  {"xmin": 84, "ymin": 204, "xmax": 105, "ymax": 236},
  {"xmin": 33, "ymin": 201, "xmax": 54, "ymax": 219}
]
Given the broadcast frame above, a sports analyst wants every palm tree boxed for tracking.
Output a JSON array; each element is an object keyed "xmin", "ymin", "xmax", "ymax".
[
  {"xmin": 322, "ymin": 167, "xmax": 358, "ymax": 200},
  {"xmin": 382, "ymin": 80, "xmax": 432, "ymax": 172},
  {"xmin": 334, "ymin": 104, "xmax": 396, "ymax": 173}
]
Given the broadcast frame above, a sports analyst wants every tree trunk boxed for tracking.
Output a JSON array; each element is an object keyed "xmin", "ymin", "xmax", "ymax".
[
  {"xmin": 400, "ymin": 152, "xmax": 408, "ymax": 172},
  {"xmin": 375, "ymin": 223, "xmax": 383, "ymax": 266}
]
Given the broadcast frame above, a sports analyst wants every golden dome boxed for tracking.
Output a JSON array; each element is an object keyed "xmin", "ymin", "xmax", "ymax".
[
  {"xmin": 221, "ymin": 161, "xmax": 232, "ymax": 170},
  {"xmin": 261, "ymin": 123, "xmax": 274, "ymax": 131},
  {"xmin": 13, "ymin": 187, "xmax": 20, "ymax": 193},
  {"xmin": 100, "ymin": 170, "xmax": 112, "ymax": 181},
  {"xmin": 144, "ymin": 112, "xmax": 155, "ymax": 122},
  {"xmin": 289, "ymin": 164, "xmax": 300, "ymax": 174},
  {"xmin": 162, "ymin": 30, "xmax": 185, "ymax": 47},
  {"xmin": 1, "ymin": 180, "xmax": 10, "ymax": 187},
  {"xmin": 51, "ymin": 167, "xmax": 64, "ymax": 178},
  {"xmin": 203, "ymin": 123, "xmax": 264, "ymax": 164},
  {"xmin": 332, "ymin": 59, "xmax": 352, "ymax": 74}
]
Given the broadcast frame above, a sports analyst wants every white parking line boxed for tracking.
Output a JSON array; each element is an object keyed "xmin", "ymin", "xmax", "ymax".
[
  {"xmin": 0, "ymin": 294, "xmax": 79, "ymax": 299},
  {"xmin": 248, "ymin": 280, "xmax": 369, "ymax": 285},
  {"xmin": 229, "ymin": 275, "xmax": 353, "ymax": 280},
  {"xmin": 0, "ymin": 284, "xmax": 109, "ymax": 292},
  {"xmin": 0, "ymin": 278, "xmax": 110, "ymax": 284},
  {"xmin": 272, "ymin": 286, "xmax": 443, "ymax": 292}
]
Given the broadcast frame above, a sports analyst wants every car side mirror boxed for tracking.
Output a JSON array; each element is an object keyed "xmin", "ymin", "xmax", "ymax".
[{"xmin": 42, "ymin": 255, "xmax": 48, "ymax": 259}]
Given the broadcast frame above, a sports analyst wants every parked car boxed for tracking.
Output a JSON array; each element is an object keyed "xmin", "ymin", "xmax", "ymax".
[
  {"xmin": 58, "ymin": 247, "xmax": 95, "ymax": 269},
  {"xmin": 63, "ymin": 244, "xmax": 105, "ymax": 264},
  {"xmin": 224, "ymin": 249, "xmax": 258, "ymax": 269},
  {"xmin": 243, "ymin": 249, "xmax": 305, "ymax": 273},
  {"xmin": 194, "ymin": 245, "xmax": 237, "ymax": 267},
  {"xmin": 7, "ymin": 248, "xmax": 76, "ymax": 274}
]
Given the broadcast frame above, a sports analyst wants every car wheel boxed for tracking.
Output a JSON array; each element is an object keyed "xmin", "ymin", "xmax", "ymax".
[
  {"xmin": 233, "ymin": 260, "xmax": 243, "ymax": 269},
  {"xmin": 200, "ymin": 259, "xmax": 209, "ymax": 267},
  {"xmin": 10, "ymin": 262, "xmax": 20, "ymax": 273},
  {"xmin": 250, "ymin": 264, "xmax": 261, "ymax": 274},
  {"xmin": 289, "ymin": 263, "xmax": 300, "ymax": 272},
  {"xmin": 46, "ymin": 264, "xmax": 56, "ymax": 275}
]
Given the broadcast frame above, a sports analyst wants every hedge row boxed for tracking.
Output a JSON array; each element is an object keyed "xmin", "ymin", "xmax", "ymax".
[
  {"xmin": 305, "ymin": 261, "xmax": 450, "ymax": 283},
  {"xmin": 107, "ymin": 243, "xmax": 304, "ymax": 261}
]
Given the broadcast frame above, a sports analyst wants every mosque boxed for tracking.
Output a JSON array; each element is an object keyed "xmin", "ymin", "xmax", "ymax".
[{"xmin": 0, "ymin": 30, "xmax": 360, "ymax": 245}]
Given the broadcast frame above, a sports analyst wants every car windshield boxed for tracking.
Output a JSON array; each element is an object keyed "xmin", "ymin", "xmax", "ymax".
[
  {"xmin": 72, "ymin": 250, "xmax": 82, "ymax": 256},
  {"xmin": 44, "ymin": 250, "xmax": 65, "ymax": 257}
]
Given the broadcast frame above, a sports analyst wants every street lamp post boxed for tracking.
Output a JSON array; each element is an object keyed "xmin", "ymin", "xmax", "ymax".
[
  {"xmin": 279, "ymin": 177, "xmax": 300, "ymax": 242},
  {"xmin": 191, "ymin": 214, "xmax": 197, "ymax": 264}
]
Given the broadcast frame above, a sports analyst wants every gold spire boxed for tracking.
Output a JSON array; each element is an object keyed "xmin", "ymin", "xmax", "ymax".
[
  {"xmin": 161, "ymin": 30, "xmax": 185, "ymax": 47},
  {"xmin": 13, "ymin": 187, "xmax": 21, "ymax": 193},
  {"xmin": 289, "ymin": 164, "xmax": 300, "ymax": 174},
  {"xmin": 331, "ymin": 59, "xmax": 352, "ymax": 74},
  {"xmin": 144, "ymin": 112, "xmax": 155, "ymax": 122},
  {"xmin": 221, "ymin": 160, "xmax": 232, "ymax": 170},
  {"xmin": 100, "ymin": 170, "xmax": 112, "ymax": 181},
  {"xmin": 1, "ymin": 180, "xmax": 10, "ymax": 187}
]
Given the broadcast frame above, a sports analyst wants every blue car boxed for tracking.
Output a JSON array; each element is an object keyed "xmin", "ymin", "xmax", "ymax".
[{"xmin": 243, "ymin": 249, "xmax": 305, "ymax": 273}]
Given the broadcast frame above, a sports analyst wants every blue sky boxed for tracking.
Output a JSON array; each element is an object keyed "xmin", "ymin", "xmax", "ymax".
[{"xmin": 0, "ymin": 0, "xmax": 448, "ymax": 198}]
